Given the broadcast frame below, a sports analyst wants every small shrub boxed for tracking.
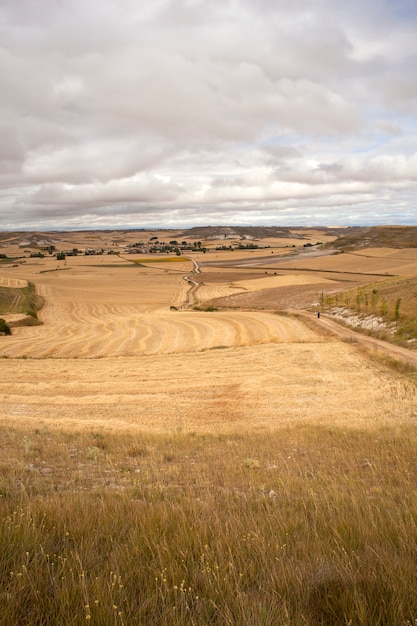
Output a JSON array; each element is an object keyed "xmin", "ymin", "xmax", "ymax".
[
  {"xmin": 0, "ymin": 318, "xmax": 11, "ymax": 335},
  {"xmin": 86, "ymin": 446, "xmax": 103, "ymax": 462},
  {"xmin": 395, "ymin": 297, "xmax": 401, "ymax": 321},
  {"xmin": 243, "ymin": 457, "xmax": 260, "ymax": 469}
]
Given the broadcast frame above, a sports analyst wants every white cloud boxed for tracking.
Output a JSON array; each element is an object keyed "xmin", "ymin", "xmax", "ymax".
[{"xmin": 0, "ymin": 0, "xmax": 416, "ymax": 228}]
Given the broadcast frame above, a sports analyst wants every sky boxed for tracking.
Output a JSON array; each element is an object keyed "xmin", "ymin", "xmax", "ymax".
[{"xmin": 1, "ymin": 0, "xmax": 417, "ymax": 230}]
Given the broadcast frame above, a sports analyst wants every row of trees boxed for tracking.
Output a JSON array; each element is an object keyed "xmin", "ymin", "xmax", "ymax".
[{"xmin": 319, "ymin": 288, "xmax": 402, "ymax": 321}]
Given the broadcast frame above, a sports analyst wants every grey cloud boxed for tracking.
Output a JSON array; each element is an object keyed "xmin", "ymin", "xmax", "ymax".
[
  {"xmin": 0, "ymin": 0, "xmax": 416, "ymax": 228},
  {"xmin": 21, "ymin": 174, "xmax": 184, "ymax": 209},
  {"xmin": 0, "ymin": 123, "xmax": 25, "ymax": 174}
]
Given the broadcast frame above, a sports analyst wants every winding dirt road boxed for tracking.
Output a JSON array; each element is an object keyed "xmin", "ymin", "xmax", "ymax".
[{"xmin": 297, "ymin": 310, "xmax": 417, "ymax": 368}]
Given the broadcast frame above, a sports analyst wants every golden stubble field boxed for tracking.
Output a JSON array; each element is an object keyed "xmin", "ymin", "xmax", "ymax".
[
  {"xmin": 3, "ymin": 231, "xmax": 417, "ymax": 624},
  {"xmin": 1, "ymin": 235, "xmax": 417, "ymax": 435}
]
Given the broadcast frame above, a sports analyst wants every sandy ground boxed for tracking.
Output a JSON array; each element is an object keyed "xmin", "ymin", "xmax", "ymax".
[{"xmin": 1, "ymin": 243, "xmax": 416, "ymax": 434}]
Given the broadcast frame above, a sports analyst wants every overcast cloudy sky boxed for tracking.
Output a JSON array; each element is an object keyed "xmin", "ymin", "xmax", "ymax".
[{"xmin": 1, "ymin": 0, "xmax": 416, "ymax": 230}]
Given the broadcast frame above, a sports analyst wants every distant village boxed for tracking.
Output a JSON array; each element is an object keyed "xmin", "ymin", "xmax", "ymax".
[{"xmin": 10, "ymin": 237, "xmax": 271, "ymax": 261}]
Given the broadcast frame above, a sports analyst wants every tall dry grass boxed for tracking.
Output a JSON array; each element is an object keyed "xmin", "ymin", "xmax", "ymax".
[{"xmin": 2, "ymin": 424, "xmax": 417, "ymax": 624}]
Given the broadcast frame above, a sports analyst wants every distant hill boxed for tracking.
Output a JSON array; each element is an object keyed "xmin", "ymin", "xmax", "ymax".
[
  {"xmin": 0, "ymin": 232, "xmax": 59, "ymax": 248},
  {"xmin": 176, "ymin": 226, "xmax": 359, "ymax": 240},
  {"xmin": 2, "ymin": 226, "xmax": 416, "ymax": 248},
  {"xmin": 326, "ymin": 226, "xmax": 417, "ymax": 250}
]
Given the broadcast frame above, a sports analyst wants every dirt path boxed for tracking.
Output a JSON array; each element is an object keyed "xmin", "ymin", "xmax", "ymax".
[
  {"xmin": 296, "ymin": 310, "xmax": 417, "ymax": 368},
  {"xmin": 182, "ymin": 256, "xmax": 201, "ymax": 306}
]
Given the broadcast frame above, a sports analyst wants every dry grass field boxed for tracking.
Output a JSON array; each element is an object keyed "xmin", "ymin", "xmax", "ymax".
[{"xmin": 1, "ymin": 228, "xmax": 417, "ymax": 624}]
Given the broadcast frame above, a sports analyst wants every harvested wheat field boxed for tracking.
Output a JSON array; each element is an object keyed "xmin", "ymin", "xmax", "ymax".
[
  {"xmin": 3, "ymin": 229, "xmax": 417, "ymax": 625},
  {"xmin": 1, "ymin": 246, "xmax": 416, "ymax": 434},
  {"xmin": 273, "ymin": 247, "xmax": 417, "ymax": 277},
  {"xmin": 1, "ymin": 341, "xmax": 416, "ymax": 434}
]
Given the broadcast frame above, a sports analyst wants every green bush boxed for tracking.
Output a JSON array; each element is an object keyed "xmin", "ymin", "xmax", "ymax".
[{"xmin": 0, "ymin": 318, "xmax": 11, "ymax": 335}]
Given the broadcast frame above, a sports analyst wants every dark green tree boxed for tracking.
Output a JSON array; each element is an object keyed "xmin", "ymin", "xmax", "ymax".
[
  {"xmin": 395, "ymin": 298, "xmax": 401, "ymax": 321},
  {"xmin": 0, "ymin": 318, "xmax": 11, "ymax": 335}
]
